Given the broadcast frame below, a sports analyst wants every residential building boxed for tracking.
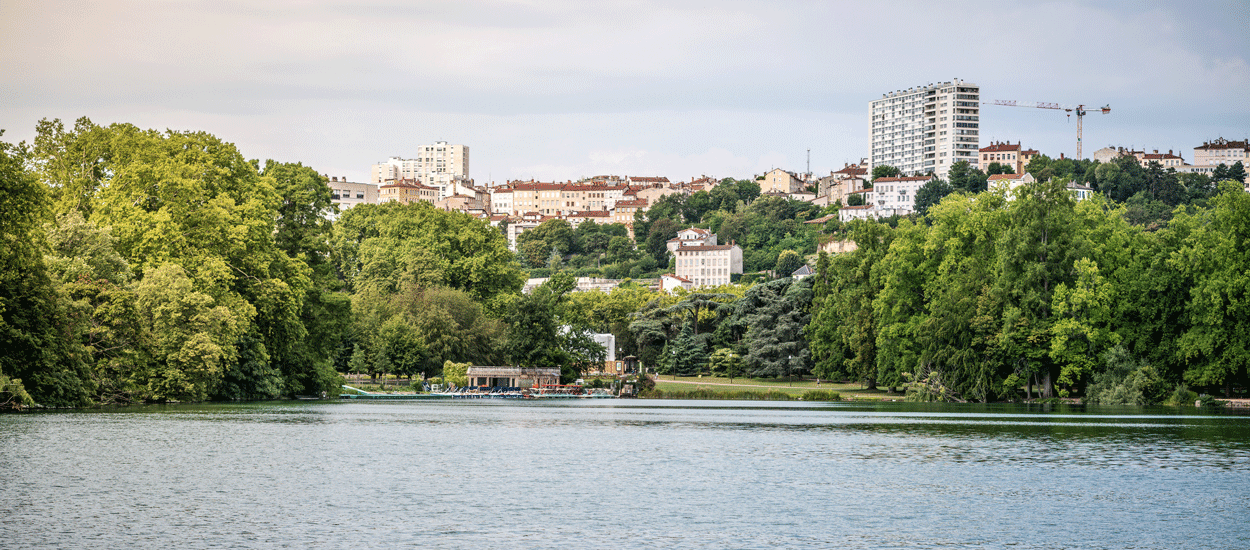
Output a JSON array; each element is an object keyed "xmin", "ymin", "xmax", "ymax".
[
  {"xmin": 634, "ymin": 185, "xmax": 684, "ymax": 205},
  {"xmin": 613, "ymin": 199, "xmax": 648, "ymax": 236},
  {"xmin": 370, "ymin": 141, "xmax": 470, "ymax": 198},
  {"xmin": 660, "ymin": 273, "xmax": 693, "ymax": 293},
  {"xmin": 672, "ymin": 244, "xmax": 742, "ymax": 288},
  {"xmin": 666, "ymin": 227, "xmax": 715, "ymax": 254},
  {"xmin": 1192, "ymin": 138, "xmax": 1249, "ymax": 167},
  {"xmin": 870, "ymin": 79, "xmax": 980, "ymax": 180},
  {"xmin": 871, "ymin": 175, "xmax": 930, "ymax": 213},
  {"xmin": 563, "ymin": 210, "xmax": 611, "ymax": 229},
  {"xmin": 838, "ymin": 204, "xmax": 875, "ymax": 222},
  {"xmin": 760, "ymin": 168, "xmax": 804, "ymax": 194},
  {"xmin": 669, "ymin": 228, "xmax": 742, "ymax": 288},
  {"xmin": 979, "ymin": 141, "xmax": 1040, "ymax": 173},
  {"xmin": 1138, "ymin": 150, "xmax": 1185, "ymax": 168},
  {"xmin": 626, "ymin": 176, "xmax": 670, "ymax": 187},
  {"xmin": 818, "ymin": 162, "xmax": 869, "ymax": 205},
  {"xmin": 326, "ymin": 176, "xmax": 378, "ymax": 219},
  {"xmin": 1068, "ymin": 182, "xmax": 1093, "ymax": 201},
  {"xmin": 491, "ymin": 187, "xmax": 514, "ymax": 215},
  {"xmin": 378, "ymin": 179, "xmax": 438, "ymax": 205},
  {"xmin": 987, "ymin": 172, "xmax": 1036, "ymax": 195},
  {"xmin": 1092, "ymin": 146, "xmax": 1186, "ymax": 169}
]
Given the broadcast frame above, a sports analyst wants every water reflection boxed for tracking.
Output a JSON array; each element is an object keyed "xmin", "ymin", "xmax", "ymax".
[{"xmin": 2, "ymin": 400, "xmax": 1248, "ymax": 549}]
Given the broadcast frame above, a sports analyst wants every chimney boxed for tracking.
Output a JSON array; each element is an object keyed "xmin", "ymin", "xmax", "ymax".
[
  {"xmin": 1060, "ymin": 153, "xmax": 1065, "ymax": 160},
  {"xmin": 331, "ymin": 176, "xmax": 338, "ymax": 182}
]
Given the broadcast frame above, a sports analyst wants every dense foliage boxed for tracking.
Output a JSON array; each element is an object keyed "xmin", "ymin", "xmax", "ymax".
[{"xmin": 811, "ymin": 177, "xmax": 1250, "ymax": 401}]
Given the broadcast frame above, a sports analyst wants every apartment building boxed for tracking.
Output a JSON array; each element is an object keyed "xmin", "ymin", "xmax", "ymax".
[
  {"xmin": 370, "ymin": 141, "xmax": 469, "ymax": 198},
  {"xmin": 760, "ymin": 168, "xmax": 804, "ymax": 194},
  {"xmin": 378, "ymin": 179, "xmax": 438, "ymax": 205},
  {"xmin": 870, "ymin": 79, "xmax": 980, "ymax": 180},
  {"xmin": 1092, "ymin": 146, "xmax": 1186, "ymax": 169},
  {"xmin": 818, "ymin": 162, "xmax": 868, "ymax": 205},
  {"xmin": 669, "ymin": 227, "xmax": 743, "ymax": 288},
  {"xmin": 872, "ymin": 175, "xmax": 930, "ymax": 213},
  {"xmin": 613, "ymin": 199, "xmax": 648, "ymax": 229},
  {"xmin": 1193, "ymin": 138, "xmax": 1249, "ymax": 167},
  {"xmin": 979, "ymin": 141, "xmax": 1039, "ymax": 173},
  {"xmin": 326, "ymin": 176, "xmax": 378, "ymax": 219}
]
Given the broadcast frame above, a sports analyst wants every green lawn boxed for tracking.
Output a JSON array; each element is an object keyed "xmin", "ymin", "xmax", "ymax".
[{"xmin": 651, "ymin": 375, "xmax": 906, "ymax": 401}]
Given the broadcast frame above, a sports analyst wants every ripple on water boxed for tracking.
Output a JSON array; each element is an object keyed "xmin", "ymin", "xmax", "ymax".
[{"xmin": 1, "ymin": 400, "xmax": 1248, "ymax": 549}]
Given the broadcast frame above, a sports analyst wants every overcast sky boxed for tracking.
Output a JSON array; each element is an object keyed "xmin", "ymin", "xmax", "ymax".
[{"xmin": 3, "ymin": 0, "xmax": 1248, "ymax": 184}]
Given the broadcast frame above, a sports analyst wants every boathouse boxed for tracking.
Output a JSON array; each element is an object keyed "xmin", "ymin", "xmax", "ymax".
[{"xmin": 465, "ymin": 366, "xmax": 561, "ymax": 388}]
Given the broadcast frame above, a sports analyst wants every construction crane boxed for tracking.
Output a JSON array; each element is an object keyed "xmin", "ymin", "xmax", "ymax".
[{"xmin": 984, "ymin": 100, "xmax": 1110, "ymax": 160}]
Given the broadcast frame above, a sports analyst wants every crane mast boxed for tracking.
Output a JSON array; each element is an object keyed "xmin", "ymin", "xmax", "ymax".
[{"xmin": 985, "ymin": 100, "xmax": 1110, "ymax": 159}]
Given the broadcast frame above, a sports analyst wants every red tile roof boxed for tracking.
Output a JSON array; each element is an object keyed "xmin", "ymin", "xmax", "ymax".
[
  {"xmin": 873, "ymin": 176, "xmax": 930, "ymax": 183},
  {"xmin": 980, "ymin": 142, "xmax": 1023, "ymax": 153},
  {"xmin": 988, "ymin": 173, "xmax": 1027, "ymax": 181}
]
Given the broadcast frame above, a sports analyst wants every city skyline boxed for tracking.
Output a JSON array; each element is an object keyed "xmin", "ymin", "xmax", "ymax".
[{"xmin": 3, "ymin": 1, "xmax": 1248, "ymax": 184}]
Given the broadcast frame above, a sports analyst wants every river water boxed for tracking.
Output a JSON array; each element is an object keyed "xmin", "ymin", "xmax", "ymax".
[{"xmin": 2, "ymin": 400, "xmax": 1248, "ymax": 549}]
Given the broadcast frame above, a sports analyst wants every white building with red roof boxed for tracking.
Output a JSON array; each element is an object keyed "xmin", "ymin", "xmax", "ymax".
[{"xmin": 668, "ymin": 228, "xmax": 742, "ymax": 287}]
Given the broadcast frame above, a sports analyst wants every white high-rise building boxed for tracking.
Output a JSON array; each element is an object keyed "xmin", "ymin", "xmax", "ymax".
[
  {"xmin": 870, "ymin": 79, "xmax": 980, "ymax": 180},
  {"xmin": 370, "ymin": 141, "xmax": 470, "ymax": 198}
]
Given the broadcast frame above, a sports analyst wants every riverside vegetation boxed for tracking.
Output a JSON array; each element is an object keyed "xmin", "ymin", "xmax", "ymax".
[{"xmin": 2, "ymin": 118, "xmax": 1247, "ymax": 408}]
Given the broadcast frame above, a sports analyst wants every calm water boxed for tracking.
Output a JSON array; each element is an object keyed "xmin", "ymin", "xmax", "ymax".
[{"xmin": 2, "ymin": 400, "xmax": 1248, "ymax": 549}]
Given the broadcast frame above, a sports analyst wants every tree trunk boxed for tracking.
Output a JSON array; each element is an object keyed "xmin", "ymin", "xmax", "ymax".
[{"xmin": 1041, "ymin": 369, "xmax": 1054, "ymax": 399}]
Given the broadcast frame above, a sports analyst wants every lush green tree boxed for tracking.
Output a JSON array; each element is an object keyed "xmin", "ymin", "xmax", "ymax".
[
  {"xmin": 1083, "ymin": 346, "xmax": 1167, "ymax": 405},
  {"xmin": 518, "ymin": 219, "xmax": 576, "ymax": 257},
  {"xmin": 1173, "ymin": 182, "xmax": 1250, "ymax": 396},
  {"xmin": 1226, "ymin": 161, "xmax": 1247, "ymax": 184},
  {"xmin": 133, "ymin": 264, "xmax": 243, "ymax": 402},
  {"xmin": 741, "ymin": 277, "xmax": 813, "ymax": 379},
  {"xmin": 442, "ymin": 360, "xmax": 469, "ymax": 388},
  {"xmin": 43, "ymin": 212, "xmax": 154, "ymax": 404},
  {"xmin": 707, "ymin": 347, "xmax": 744, "ymax": 382},
  {"xmin": 684, "ymin": 190, "xmax": 714, "ymax": 224},
  {"xmin": 914, "ymin": 177, "xmax": 953, "ymax": 217},
  {"xmin": 28, "ymin": 118, "xmax": 350, "ymax": 399},
  {"xmin": 994, "ymin": 177, "xmax": 1086, "ymax": 397},
  {"xmin": 775, "ymin": 250, "xmax": 804, "ymax": 277},
  {"xmin": 645, "ymin": 218, "xmax": 681, "ymax": 264},
  {"xmin": 986, "ymin": 162, "xmax": 1013, "ymax": 176},
  {"xmin": 872, "ymin": 165, "xmax": 900, "ymax": 182},
  {"xmin": 0, "ymin": 134, "xmax": 94, "ymax": 407},
  {"xmin": 872, "ymin": 220, "xmax": 931, "ymax": 393},
  {"xmin": 504, "ymin": 272, "xmax": 573, "ymax": 371},
  {"xmin": 1049, "ymin": 258, "xmax": 1120, "ymax": 389},
  {"xmin": 332, "ymin": 201, "xmax": 523, "ymax": 305},
  {"xmin": 668, "ymin": 321, "xmax": 705, "ymax": 376}
]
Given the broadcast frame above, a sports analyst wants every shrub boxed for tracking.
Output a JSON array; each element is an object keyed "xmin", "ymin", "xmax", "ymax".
[
  {"xmin": 800, "ymin": 389, "xmax": 841, "ymax": 401},
  {"xmin": 1084, "ymin": 346, "xmax": 1168, "ymax": 405}
]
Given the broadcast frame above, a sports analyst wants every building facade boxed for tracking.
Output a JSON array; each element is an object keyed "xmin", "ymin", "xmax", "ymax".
[
  {"xmin": 370, "ymin": 141, "xmax": 470, "ymax": 198},
  {"xmin": 327, "ymin": 176, "xmax": 378, "ymax": 218},
  {"xmin": 1193, "ymin": 138, "xmax": 1249, "ymax": 167},
  {"xmin": 378, "ymin": 179, "xmax": 438, "ymax": 204},
  {"xmin": 760, "ymin": 168, "xmax": 804, "ymax": 194},
  {"xmin": 871, "ymin": 175, "xmax": 930, "ymax": 213},
  {"xmin": 870, "ymin": 79, "xmax": 980, "ymax": 180},
  {"xmin": 979, "ymin": 141, "xmax": 1039, "ymax": 174}
]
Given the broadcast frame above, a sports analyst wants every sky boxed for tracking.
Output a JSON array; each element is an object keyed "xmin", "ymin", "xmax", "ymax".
[{"xmin": 3, "ymin": 0, "xmax": 1249, "ymax": 184}]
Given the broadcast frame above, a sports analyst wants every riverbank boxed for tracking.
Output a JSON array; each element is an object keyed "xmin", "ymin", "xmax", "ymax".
[{"xmin": 648, "ymin": 375, "xmax": 1250, "ymax": 407}]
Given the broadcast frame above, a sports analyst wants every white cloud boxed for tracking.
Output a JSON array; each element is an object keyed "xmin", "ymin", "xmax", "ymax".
[{"xmin": 2, "ymin": 0, "xmax": 1247, "ymax": 180}]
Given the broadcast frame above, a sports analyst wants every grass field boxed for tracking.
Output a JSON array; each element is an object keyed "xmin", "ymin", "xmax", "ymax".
[{"xmin": 651, "ymin": 375, "xmax": 906, "ymax": 401}]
